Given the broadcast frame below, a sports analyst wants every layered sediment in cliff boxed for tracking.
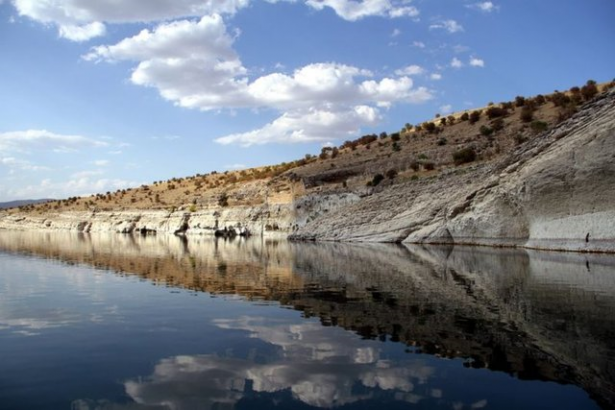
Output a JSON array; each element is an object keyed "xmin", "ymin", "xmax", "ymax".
[
  {"xmin": 290, "ymin": 89, "xmax": 615, "ymax": 252},
  {"xmin": 1, "ymin": 90, "xmax": 613, "ymax": 252}
]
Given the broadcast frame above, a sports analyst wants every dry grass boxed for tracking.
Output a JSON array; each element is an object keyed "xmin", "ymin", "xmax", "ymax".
[{"xmin": 10, "ymin": 81, "xmax": 614, "ymax": 215}]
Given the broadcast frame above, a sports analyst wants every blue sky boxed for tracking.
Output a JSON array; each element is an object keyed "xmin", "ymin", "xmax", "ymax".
[{"xmin": 0, "ymin": 0, "xmax": 613, "ymax": 201}]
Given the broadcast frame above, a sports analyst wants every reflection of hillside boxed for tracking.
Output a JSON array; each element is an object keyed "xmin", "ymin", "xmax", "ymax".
[{"xmin": 0, "ymin": 231, "xmax": 613, "ymax": 408}]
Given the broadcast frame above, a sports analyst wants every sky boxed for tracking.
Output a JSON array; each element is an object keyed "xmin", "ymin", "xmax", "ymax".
[{"xmin": 0, "ymin": 0, "xmax": 613, "ymax": 201}]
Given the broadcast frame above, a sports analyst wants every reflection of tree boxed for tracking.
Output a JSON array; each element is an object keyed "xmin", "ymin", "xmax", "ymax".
[{"xmin": 1, "ymin": 231, "xmax": 614, "ymax": 408}]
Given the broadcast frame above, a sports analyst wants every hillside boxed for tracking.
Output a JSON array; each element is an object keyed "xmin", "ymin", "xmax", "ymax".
[
  {"xmin": 1, "ymin": 79, "xmax": 614, "ymax": 252},
  {"xmin": 0, "ymin": 199, "xmax": 52, "ymax": 209}
]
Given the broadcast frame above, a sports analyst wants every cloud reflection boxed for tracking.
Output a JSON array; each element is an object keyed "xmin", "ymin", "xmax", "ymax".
[{"xmin": 122, "ymin": 316, "xmax": 436, "ymax": 409}]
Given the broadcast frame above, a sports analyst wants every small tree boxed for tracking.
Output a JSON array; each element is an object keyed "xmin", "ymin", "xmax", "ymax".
[{"xmin": 460, "ymin": 112, "xmax": 469, "ymax": 122}]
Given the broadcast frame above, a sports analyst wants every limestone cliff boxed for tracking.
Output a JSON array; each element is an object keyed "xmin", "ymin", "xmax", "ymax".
[{"xmin": 291, "ymin": 88, "xmax": 615, "ymax": 252}]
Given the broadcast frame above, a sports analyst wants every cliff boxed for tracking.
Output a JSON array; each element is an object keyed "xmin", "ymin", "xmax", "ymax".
[
  {"xmin": 290, "ymin": 88, "xmax": 615, "ymax": 252},
  {"xmin": 1, "ymin": 88, "xmax": 614, "ymax": 253}
]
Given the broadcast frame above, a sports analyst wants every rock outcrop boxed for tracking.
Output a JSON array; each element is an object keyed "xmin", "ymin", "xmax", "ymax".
[
  {"xmin": 1, "ymin": 90, "xmax": 613, "ymax": 252},
  {"xmin": 290, "ymin": 88, "xmax": 615, "ymax": 252}
]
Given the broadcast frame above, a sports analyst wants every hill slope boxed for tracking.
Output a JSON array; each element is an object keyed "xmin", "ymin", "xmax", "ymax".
[{"xmin": 1, "ymin": 81, "xmax": 613, "ymax": 252}]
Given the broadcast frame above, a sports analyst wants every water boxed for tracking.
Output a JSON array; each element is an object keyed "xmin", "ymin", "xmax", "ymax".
[{"xmin": 0, "ymin": 231, "xmax": 614, "ymax": 410}]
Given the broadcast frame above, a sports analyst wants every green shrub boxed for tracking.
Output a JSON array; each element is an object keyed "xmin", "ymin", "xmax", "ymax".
[
  {"xmin": 460, "ymin": 112, "xmax": 469, "ymax": 121},
  {"xmin": 479, "ymin": 125, "xmax": 493, "ymax": 136},
  {"xmin": 453, "ymin": 147, "xmax": 477, "ymax": 165},
  {"xmin": 530, "ymin": 120, "xmax": 549, "ymax": 134}
]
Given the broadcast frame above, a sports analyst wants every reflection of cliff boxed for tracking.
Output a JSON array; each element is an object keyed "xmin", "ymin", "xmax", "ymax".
[{"xmin": 0, "ymin": 231, "xmax": 613, "ymax": 408}]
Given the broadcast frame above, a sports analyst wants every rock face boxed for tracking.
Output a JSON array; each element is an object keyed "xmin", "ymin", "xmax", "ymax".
[
  {"xmin": 1, "ymin": 90, "xmax": 613, "ymax": 252},
  {"xmin": 290, "ymin": 89, "xmax": 615, "ymax": 253}
]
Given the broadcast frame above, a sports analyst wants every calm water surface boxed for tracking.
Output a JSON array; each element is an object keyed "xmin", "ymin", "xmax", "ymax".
[{"xmin": 0, "ymin": 231, "xmax": 614, "ymax": 410}]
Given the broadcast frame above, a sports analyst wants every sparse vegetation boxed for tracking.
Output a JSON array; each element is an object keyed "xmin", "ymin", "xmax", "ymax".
[{"xmin": 8, "ymin": 79, "xmax": 608, "ymax": 217}]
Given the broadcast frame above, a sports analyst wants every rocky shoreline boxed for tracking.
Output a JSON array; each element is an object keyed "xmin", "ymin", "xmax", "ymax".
[{"xmin": 1, "ymin": 89, "xmax": 614, "ymax": 253}]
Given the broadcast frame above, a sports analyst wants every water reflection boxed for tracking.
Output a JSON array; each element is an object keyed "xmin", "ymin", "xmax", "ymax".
[{"xmin": 0, "ymin": 231, "xmax": 614, "ymax": 409}]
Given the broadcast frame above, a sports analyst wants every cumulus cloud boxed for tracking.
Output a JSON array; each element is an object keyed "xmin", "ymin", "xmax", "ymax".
[
  {"xmin": 412, "ymin": 40, "xmax": 426, "ymax": 48},
  {"xmin": 394, "ymin": 65, "xmax": 425, "ymax": 76},
  {"xmin": 215, "ymin": 106, "xmax": 380, "ymax": 146},
  {"xmin": 469, "ymin": 57, "xmax": 485, "ymax": 67},
  {"xmin": 58, "ymin": 22, "xmax": 106, "ymax": 42},
  {"xmin": 12, "ymin": 0, "xmax": 250, "ymax": 41},
  {"xmin": 468, "ymin": 2, "xmax": 497, "ymax": 13},
  {"xmin": 430, "ymin": 73, "xmax": 442, "ymax": 80},
  {"xmin": 305, "ymin": 0, "xmax": 419, "ymax": 21},
  {"xmin": 84, "ymin": 16, "xmax": 432, "ymax": 145},
  {"xmin": 429, "ymin": 19, "xmax": 464, "ymax": 33},
  {"xmin": 451, "ymin": 57, "xmax": 463, "ymax": 68}
]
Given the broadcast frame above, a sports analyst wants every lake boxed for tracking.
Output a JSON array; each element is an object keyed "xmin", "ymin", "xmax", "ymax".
[{"xmin": 0, "ymin": 231, "xmax": 614, "ymax": 410}]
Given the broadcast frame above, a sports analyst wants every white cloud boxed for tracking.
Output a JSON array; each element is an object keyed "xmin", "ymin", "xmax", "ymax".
[
  {"xmin": 85, "ymin": 16, "xmax": 432, "ymax": 145},
  {"xmin": 429, "ymin": 19, "xmax": 464, "ymax": 33},
  {"xmin": 215, "ymin": 106, "xmax": 380, "ymax": 146},
  {"xmin": 0, "ymin": 129, "xmax": 108, "ymax": 154},
  {"xmin": 394, "ymin": 65, "xmax": 425, "ymax": 76},
  {"xmin": 93, "ymin": 160, "xmax": 109, "ymax": 167},
  {"xmin": 469, "ymin": 57, "xmax": 485, "ymax": 67},
  {"xmin": 0, "ymin": 157, "xmax": 50, "ymax": 172},
  {"xmin": 391, "ymin": 28, "xmax": 402, "ymax": 37},
  {"xmin": 305, "ymin": 0, "xmax": 419, "ymax": 21},
  {"xmin": 412, "ymin": 41, "xmax": 425, "ymax": 48},
  {"xmin": 12, "ymin": 0, "xmax": 250, "ymax": 41},
  {"xmin": 224, "ymin": 164, "xmax": 247, "ymax": 170},
  {"xmin": 439, "ymin": 104, "xmax": 452, "ymax": 114},
  {"xmin": 58, "ymin": 22, "xmax": 106, "ymax": 42},
  {"xmin": 468, "ymin": 2, "xmax": 497, "ymax": 13},
  {"xmin": 451, "ymin": 57, "xmax": 463, "ymax": 68},
  {"xmin": 3, "ymin": 177, "xmax": 139, "ymax": 201},
  {"xmin": 430, "ymin": 73, "xmax": 442, "ymax": 80}
]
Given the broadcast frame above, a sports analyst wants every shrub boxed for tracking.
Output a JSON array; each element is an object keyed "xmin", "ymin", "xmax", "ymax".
[
  {"xmin": 437, "ymin": 137, "xmax": 447, "ymax": 146},
  {"xmin": 423, "ymin": 122, "xmax": 437, "ymax": 133},
  {"xmin": 452, "ymin": 147, "xmax": 477, "ymax": 165},
  {"xmin": 386, "ymin": 169, "xmax": 398, "ymax": 179},
  {"xmin": 392, "ymin": 142, "xmax": 401, "ymax": 152},
  {"xmin": 479, "ymin": 125, "xmax": 493, "ymax": 136},
  {"xmin": 491, "ymin": 118, "xmax": 505, "ymax": 131},
  {"xmin": 368, "ymin": 174, "xmax": 385, "ymax": 186},
  {"xmin": 581, "ymin": 80, "xmax": 598, "ymax": 101},
  {"xmin": 218, "ymin": 192, "xmax": 229, "ymax": 207},
  {"xmin": 530, "ymin": 120, "xmax": 549, "ymax": 134},
  {"xmin": 469, "ymin": 110, "xmax": 481, "ymax": 124},
  {"xmin": 486, "ymin": 106, "xmax": 508, "ymax": 119},
  {"xmin": 423, "ymin": 161, "xmax": 436, "ymax": 171},
  {"xmin": 520, "ymin": 105, "xmax": 534, "ymax": 123},
  {"xmin": 391, "ymin": 132, "xmax": 401, "ymax": 141},
  {"xmin": 515, "ymin": 96, "xmax": 526, "ymax": 107},
  {"xmin": 460, "ymin": 112, "xmax": 469, "ymax": 121},
  {"xmin": 409, "ymin": 161, "xmax": 420, "ymax": 172}
]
